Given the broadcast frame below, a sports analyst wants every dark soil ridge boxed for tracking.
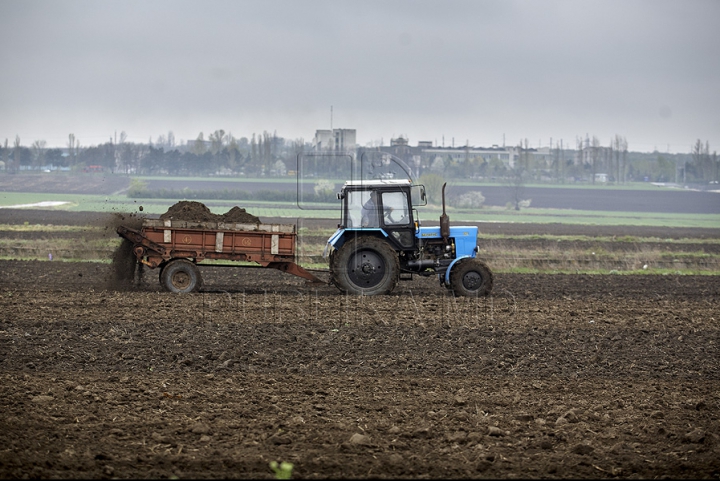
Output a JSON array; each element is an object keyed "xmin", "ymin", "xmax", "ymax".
[
  {"xmin": 5, "ymin": 229, "xmax": 718, "ymax": 255},
  {"xmin": 2, "ymin": 209, "xmax": 719, "ymax": 239},
  {"xmin": 297, "ymin": 234, "xmax": 720, "ymax": 254},
  {"xmin": 2, "ymin": 259, "xmax": 719, "ymax": 299}
]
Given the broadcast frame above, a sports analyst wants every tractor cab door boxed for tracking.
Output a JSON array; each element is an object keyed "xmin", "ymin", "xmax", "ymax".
[{"xmin": 378, "ymin": 190, "xmax": 415, "ymax": 250}]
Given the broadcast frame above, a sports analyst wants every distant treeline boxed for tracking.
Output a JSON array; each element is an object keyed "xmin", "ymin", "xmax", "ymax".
[{"xmin": 2, "ymin": 130, "xmax": 718, "ymax": 184}]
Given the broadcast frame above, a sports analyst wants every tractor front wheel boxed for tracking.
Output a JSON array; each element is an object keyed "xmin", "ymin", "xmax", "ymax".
[
  {"xmin": 449, "ymin": 258, "xmax": 493, "ymax": 297},
  {"xmin": 160, "ymin": 259, "xmax": 202, "ymax": 293},
  {"xmin": 330, "ymin": 236, "xmax": 399, "ymax": 295}
]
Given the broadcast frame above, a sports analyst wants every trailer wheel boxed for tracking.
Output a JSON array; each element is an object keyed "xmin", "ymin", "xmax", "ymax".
[
  {"xmin": 161, "ymin": 259, "xmax": 202, "ymax": 293},
  {"xmin": 449, "ymin": 258, "xmax": 493, "ymax": 297},
  {"xmin": 331, "ymin": 236, "xmax": 399, "ymax": 295}
]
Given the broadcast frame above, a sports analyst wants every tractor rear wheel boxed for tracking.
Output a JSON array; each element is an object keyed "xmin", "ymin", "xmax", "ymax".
[
  {"xmin": 161, "ymin": 259, "xmax": 202, "ymax": 293},
  {"xmin": 330, "ymin": 236, "xmax": 399, "ymax": 295},
  {"xmin": 449, "ymin": 258, "xmax": 493, "ymax": 297}
]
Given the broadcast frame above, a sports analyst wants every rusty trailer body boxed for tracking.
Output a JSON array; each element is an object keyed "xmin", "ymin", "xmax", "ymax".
[{"xmin": 117, "ymin": 219, "xmax": 322, "ymax": 293}]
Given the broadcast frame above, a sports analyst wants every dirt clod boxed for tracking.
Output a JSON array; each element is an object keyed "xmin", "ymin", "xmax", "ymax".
[
  {"xmin": 488, "ymin": 426, "xmax": 507, "ymax": 437},
  {"xmin": 190, "ymin": 423, "xmax": 211, "ymax": 435},
  {"xmin": 683, "ymin": 428, "xmax": 706, "ymax": 444},
  {"xmin": 221, "ymin": 206, "xmax": 261, "ymax": 224},
  {"xmin": 349, "ymin": 433, "xmax": 372, "ymax": 446},
  {"xmin": 571, "ymin": 444, "xmax": 595, "ymax": 455}
]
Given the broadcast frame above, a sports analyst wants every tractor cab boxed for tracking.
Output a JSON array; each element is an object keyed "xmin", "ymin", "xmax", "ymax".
[{"xmin": 338, "ymin": 179, "xmax": 424, "ymax": 251}]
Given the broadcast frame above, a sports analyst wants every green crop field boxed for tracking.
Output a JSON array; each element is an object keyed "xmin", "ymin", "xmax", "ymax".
[{"xmin": 1, "ymin": 191, "xmax": 719, "ymax": 228}]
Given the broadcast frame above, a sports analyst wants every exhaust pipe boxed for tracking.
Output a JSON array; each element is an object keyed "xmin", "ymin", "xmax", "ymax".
[{"xmin": 440, "ymin": 182, "xmax": 450, "ymax": 243}]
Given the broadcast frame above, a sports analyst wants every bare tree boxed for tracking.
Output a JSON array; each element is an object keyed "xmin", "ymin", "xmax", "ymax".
[
  {"xmin": 31, "ymin": 140, "xmax": 47, "ymax": 170},
  {"xmin": 507, "ymin": 139, "xmax": 530, "ymax": 210},
  {"xmin": 13, "ymin": 136, "xmax": 21, "ymax": 172},
  {"xmin": 209, "ymin": 130, "xmax": 226, "ymax": 155},
  {"xmin": 590, "ymin": 136, "xmax": 600, "ymax": 184},
  {"xmin": 227, "ymin": 135, "xmax": 240, "ymax": 172},
  {"xmin": 262, "ymin": 131, "xmax": 272, "ymax": 169},
  {"xmin": 250, "ymin": 133, "xmax": 257, "ymax": 162},
  {"xmin": 293, "ymin": 138, "xmax": 305, "ymax": 156},
  {"xmin": 691, "ymin": 139, "xmax": 712, "ymax": 182},
  {"xmin": 116, "ymin": 132, "xmax": 138, "ymax": 174},
  {"xmin": 552, "ymin": 139, "xmax": 565, "ymax": 182},
  {"xmin": 2, "ymin": 139, "xmax": 8, "ymax": 171},
  {"xmin": 114, "ymin": 131, "xmax": 128, "ymax": 172},
  {"xmin": 192, "ymin": 132, "xmax": 207, "ymax": 156},
  {"xmin": 612, "ymin": 135, "xmax": 627, "ymax": 183},
  {"xmin": 620, "ymin": 137, "xmax": 628, "ymax": 182},
  {"xmin": 67, "ymin": 133, "xmax": 80, "ymax": 167}
]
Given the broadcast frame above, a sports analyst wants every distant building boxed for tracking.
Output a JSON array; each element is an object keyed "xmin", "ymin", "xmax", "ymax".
[
  {"xmin": 372, "ymin": 138, "xmax": 523, "ymax": 177},
  {"xmin": 312, "ymin": 130, "xmax": 556, "ymax": 178},
  {"xmin": 313, "ymin": 130, "xmax": 332, "ymax": 150},
  {"xmin": 313, "ymin": 128, "xmax": 357, "ymax": 152}
]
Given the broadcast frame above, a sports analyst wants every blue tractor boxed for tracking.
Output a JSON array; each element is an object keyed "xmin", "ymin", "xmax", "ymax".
[{"xmin": 325, "ymin": 179, "xmax": 493, "ymax": 297}]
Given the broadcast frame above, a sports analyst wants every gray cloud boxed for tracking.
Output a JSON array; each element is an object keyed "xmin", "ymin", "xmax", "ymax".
[{"xmin": 1, "ymin": 0, "xmax": 718, "ymax": 152}]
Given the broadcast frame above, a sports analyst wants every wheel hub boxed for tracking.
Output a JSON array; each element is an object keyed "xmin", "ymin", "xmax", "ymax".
[
  {"xmin": 172, "ymin": 271, "xmax": 191, "ymax": 289},
  {"xmin": 462, "ymin": 270, "xmax": 483, "ymax": 290},
  {"xmin": 348, "ymin": 250, "xmax": 385, "ymax": 288},
  {"xmin": 361, "ymin": 263, "xmax": 375, "ymax": 274}
]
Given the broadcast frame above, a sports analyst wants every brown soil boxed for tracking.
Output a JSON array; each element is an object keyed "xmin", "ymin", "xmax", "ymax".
[
  {"xmin": 1, "ymin": 209, "xmax": 719, "ymax": 479},
  {"xmin": 1, "ymin": 259, "xmax": 719, "ymax": 479},
  {"xmin": 158, "ymin": 201, "xmax": 261, "ymax": 224}
]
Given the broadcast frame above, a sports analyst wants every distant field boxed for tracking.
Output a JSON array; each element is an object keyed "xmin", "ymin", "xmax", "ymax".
[
  {"xmin": 1, "ymin": 172, "xmax": 719, "ymax": 227},
  {"xmin": 1, "ymin": 191, "xmax": 719, "ymax": 228},
  {"xmin": 138, "ymin": 178, "xmax": 720, "ymax": 214}
]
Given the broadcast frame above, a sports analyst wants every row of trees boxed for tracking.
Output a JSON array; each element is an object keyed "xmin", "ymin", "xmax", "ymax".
[
  {"xmin": 420, "ymin": 136, "xmax": 717, "ymax": 185},
  {"xmin": 1, "ymin": 131, "xmax": 717, "ymax": 184},
  {"xmin": 689, "ymin": 139, "xmax": 719, "ymax": 183},
  {"xmin": 0, "ymin": 130, "xmax": 306, "ymax": 177}
]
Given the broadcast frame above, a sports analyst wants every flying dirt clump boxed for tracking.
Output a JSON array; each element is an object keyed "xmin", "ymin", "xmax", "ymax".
[
  {"xmin": 108, "ymin": 238, "xmax": 141, "ymax": 290},
  {"xmin": 159, "ymin": 201, "xmax": 260, "ymax": 224},
  {"xmin": 106, "ymin": 212, "xmax": 144, "ymax": 231},
  {"xmin": 106, "ymin": 213, "xmax": 146, "ymax": 290}
]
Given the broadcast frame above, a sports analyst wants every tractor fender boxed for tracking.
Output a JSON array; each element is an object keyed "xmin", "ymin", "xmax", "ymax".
[
  {"xmin": 323, "ymin": 228, "xmax": 389, "ymax": 257},
  {"xmin": 444, "ymin": 255, "xmax": 473, "ymax": 285}
]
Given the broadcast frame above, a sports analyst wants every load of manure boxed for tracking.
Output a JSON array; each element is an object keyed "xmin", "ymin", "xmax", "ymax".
[{"xmin": 158, "ymin": 201, "xmax": 261, "ymax": 224}]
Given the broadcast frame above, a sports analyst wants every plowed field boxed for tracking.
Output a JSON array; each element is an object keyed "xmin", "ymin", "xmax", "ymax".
[{"xmin": 1, "ymin": 213, "xmax": 719, "ymax": 479}]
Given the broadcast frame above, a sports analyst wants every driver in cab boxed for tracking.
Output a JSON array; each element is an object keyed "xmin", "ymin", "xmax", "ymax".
[{"xmin": 361, "ymin": 191, "xmax": 391, "ymax": 227}]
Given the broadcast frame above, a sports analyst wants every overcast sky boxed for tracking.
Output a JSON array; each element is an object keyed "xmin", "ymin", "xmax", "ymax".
[{"xmin": 1, "ymin": 0, "xmax": 718, "ymax": 153}]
